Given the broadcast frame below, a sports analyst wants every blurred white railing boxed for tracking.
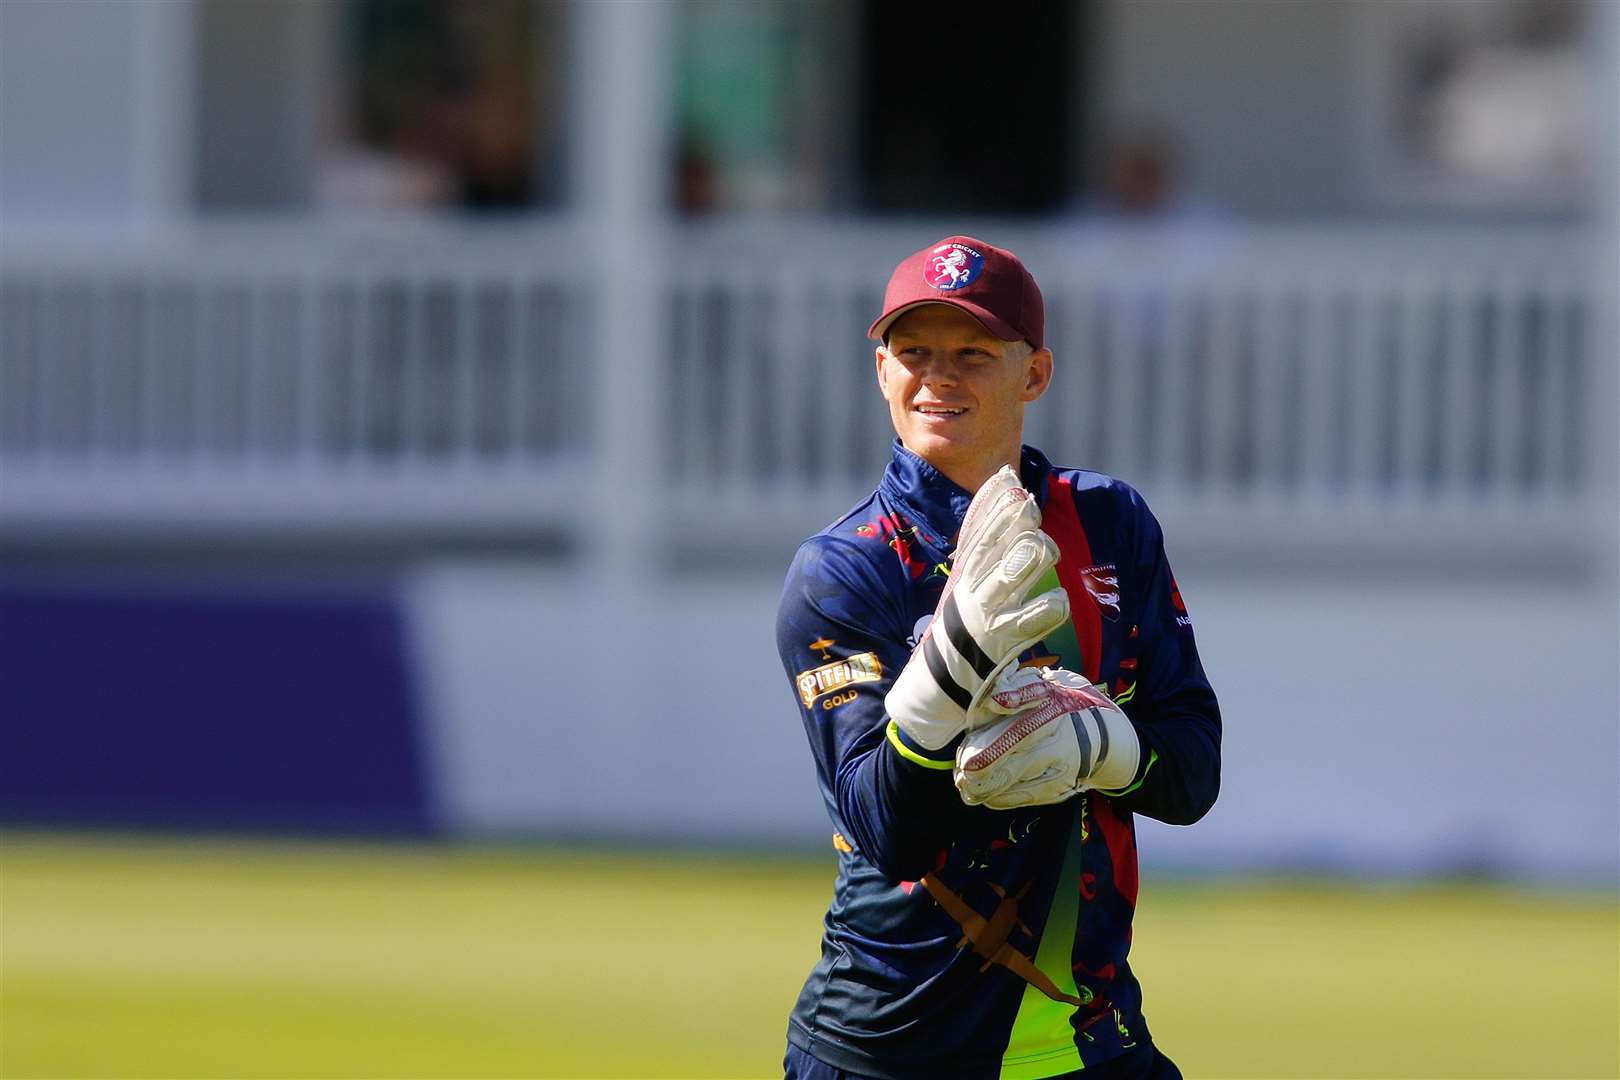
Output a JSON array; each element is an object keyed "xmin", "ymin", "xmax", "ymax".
[
  {"xmin": 664, "ymin": 223, "xmax": 1606, "ymax": 563},
  {"xmin": 0, "ymin": 222, "xmax": 597, "ymax": 531},
  {"xmin": 0, "ymin": 220, "xmax": 1607, "ymax": 562}
]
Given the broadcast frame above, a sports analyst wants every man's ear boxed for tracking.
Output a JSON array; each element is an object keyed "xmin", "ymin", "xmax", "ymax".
[
  {"xmin": 1022, "ymin": 348, "xmax": 1054, "ymax": 402},
  {"xmin": 874, "ymin": 345, "xmax": 890, "ymax": 394}
]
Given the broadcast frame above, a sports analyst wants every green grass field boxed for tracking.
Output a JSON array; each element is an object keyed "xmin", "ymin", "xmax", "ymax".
[{"xmin": 2, "ymin": 832, "xmax": 1615, "ymax": 1079}]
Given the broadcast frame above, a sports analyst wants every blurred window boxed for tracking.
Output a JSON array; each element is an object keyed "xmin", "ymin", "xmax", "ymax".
[
  {"xmin": 194, "ymin": 0, "xmax": 567, "ymax": 212},
  {"xmin": 671, "ymin": 0, "xmax": 1084, "ymax": 216},
  {"xmin": 672, "ymin": 0, "xmax": 859, "ymax": 215},
  {"xmin": 326, "ymin": 0, "xmax": 566, "ymax": 212}
]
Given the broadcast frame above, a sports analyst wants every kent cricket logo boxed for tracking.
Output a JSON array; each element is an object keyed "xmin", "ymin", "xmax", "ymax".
[
  {"xmin": 926, "ymin": 242, "xmax": 984, "ymax": 291},
  {"xmin": 797, "ymin": 644, "xmax": 884, "ymax": 709},
  {"xmin": 1080, "ymin": 563, "xmax": 1121, "ymax": 622}
]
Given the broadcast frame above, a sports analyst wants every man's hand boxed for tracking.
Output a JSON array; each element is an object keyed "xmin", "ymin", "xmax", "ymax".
[
  {"xmin": 954, "ymin": 666, "xmax": 1141, "ymax": 809},
  {"xmin": 885, "ymin": 467, "xmax": 1070, "ymax": 751}
]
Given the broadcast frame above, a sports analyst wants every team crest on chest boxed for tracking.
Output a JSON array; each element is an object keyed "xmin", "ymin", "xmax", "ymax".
[
  {"xmin": 926, "ymin": 242, "xmax": 984, "ymax": 291},
  {"xmin": 1080, "ymin": 563, "xmax": 1121, "ymax": 622}
]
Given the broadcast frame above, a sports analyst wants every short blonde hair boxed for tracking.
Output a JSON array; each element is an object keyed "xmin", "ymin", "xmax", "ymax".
[{"xmin": 1003, "ymin": 340, "xmax": 1034, "ymax": 364}]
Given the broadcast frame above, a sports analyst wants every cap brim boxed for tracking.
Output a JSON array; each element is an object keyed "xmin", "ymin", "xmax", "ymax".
[{"xmin": 867, "ymin": 299, "xmax": 1024, "ymax": 344}]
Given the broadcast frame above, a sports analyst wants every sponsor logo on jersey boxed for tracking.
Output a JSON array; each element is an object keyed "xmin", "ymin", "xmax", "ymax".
[
  {"xmin": 797, "ymin": 651, "xmax": 884, "ymax": 708},
  {"xmin": 1080, "ymin": 563, "xmax": 1121, "ymax": 621},
  {"xmin": 925, "ymin": 242, "xmax": 984, "ymax": 291},
  {"xmin": 1169, "ymin": 574, "xmax": 1193, "ymax": 629},
  {"xmin": 907, "ymin": 614, "xmax": 933, "ymax": 649}
]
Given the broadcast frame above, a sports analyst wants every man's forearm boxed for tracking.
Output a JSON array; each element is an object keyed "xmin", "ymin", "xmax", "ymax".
[{"xmin": 834, "ymin": 733, "xmax": 976, "ymax": 882}]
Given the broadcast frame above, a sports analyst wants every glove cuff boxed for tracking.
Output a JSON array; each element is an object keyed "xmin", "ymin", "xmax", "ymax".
[
  {"xmin": 884, "ymin": 663, "xmax": 967, "ymax": 751},
  {"xmin": 885, "ymin": 720, "xmax": 958, "ymax": 771}
]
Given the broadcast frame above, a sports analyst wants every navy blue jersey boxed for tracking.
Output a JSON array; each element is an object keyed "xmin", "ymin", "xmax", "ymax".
[{"xmin": 777, "ymin": 441, "xmax": 1221, "ymax": 1080}]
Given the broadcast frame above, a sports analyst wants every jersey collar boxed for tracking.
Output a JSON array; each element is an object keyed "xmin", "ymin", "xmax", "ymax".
[{"xmin": 879, "ymin": 439, "xmax": 1054, "ymax": 549}]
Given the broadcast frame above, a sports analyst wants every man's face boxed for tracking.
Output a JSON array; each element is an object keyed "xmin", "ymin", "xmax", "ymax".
[{"xmin": 875, "ymin": 304, "xmax": 1052, "ymax": 485}]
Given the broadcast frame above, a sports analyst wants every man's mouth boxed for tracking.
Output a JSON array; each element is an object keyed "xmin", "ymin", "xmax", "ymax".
[{"xmin": 915, "ymin": 405, "xmax": 967, "ymax": 416}]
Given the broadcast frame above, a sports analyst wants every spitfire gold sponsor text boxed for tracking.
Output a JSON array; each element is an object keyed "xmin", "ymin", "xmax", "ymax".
[{"xmin": 797, "ymin": 651, "xmax": 884, "ymax": 709}]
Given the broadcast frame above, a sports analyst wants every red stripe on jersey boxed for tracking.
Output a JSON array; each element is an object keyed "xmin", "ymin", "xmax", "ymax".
[
  {"xmin": 1042, "ymin": 474, "xmax": 1103, "ymax": 683},
  {"xmin": 1092, "ymin": 796, "xmax": 1139, "ymax": 908}
]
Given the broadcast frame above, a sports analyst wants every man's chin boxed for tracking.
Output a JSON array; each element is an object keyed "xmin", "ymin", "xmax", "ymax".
[{"xmin": 901, "ymin": 432, "xmax": 971, "ymax": 470}]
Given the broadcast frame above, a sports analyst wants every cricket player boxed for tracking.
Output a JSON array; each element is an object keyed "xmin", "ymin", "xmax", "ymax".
[{"xmin": 776, "ymin": 237, "xmax": 1221, "ymax": 1079}]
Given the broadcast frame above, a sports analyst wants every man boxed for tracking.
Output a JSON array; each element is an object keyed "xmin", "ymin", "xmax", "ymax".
[{"xmin": 776, "ymin": 236, "xmax": 1221, "ymax": 1080}]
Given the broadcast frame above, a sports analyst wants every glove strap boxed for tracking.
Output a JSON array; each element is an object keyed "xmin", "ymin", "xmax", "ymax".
[
  {"xmin": 939, "ymin": 592, "xmax": 997, "ymax": 682},
  {"xmin": 1083, "ymin": 706, "xmax": 1141, "ymax": 791},
  {"xmin": 920, "ymin": 632, "xmax": 973, "ymax": 712}
]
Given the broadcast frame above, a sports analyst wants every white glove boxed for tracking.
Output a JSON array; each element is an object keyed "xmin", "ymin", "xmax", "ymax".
[
  {"xmin": 885, "ymin": 466, "xmax": 1070, "ymax": 751},
  {"xmin": 954, "ymin": 666, "xmax": 1141, "ymax": 809}
]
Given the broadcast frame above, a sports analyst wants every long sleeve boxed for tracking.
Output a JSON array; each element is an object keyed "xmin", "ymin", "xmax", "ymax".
[
  {"xmin": 776, "ymin": 535, "xmax": 979, "ymax": 881},
  {"xmin": 1108, "ymin": 488, "xmax": 1223, "ymax": 825}
]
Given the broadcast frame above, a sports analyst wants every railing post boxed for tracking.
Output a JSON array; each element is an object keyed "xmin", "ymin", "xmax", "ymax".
[
  {"xmin": 1603, "ymin": 0, "xmax": 1620, "ymax": 844},
  {"xmin": 571, "ymin": 0, "xmax": 673, "ymax": 582},
  {"xmin": 131, "ymin": 0, "xmax": 196, "ymax": 237},
  {"xmin": 1591, "ymin": 0, "xmax": 1620, "ymax": 584}
]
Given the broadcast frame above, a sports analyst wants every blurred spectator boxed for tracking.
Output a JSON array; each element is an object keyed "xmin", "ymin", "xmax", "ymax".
[
  {"xmin": 1104, "ymin": 134, "xmax": 1177, "ymax": 217},
  {"xmin": 674, "ymin": 133, "xmax": 720, "ymax": 217},
  {"xmin": 317, "ymin": 0, "xmax": 548, "ymax": 213},
  {"xmin": 1078, "ymin": 127, "xmax": 1227, "ymax": 226}
]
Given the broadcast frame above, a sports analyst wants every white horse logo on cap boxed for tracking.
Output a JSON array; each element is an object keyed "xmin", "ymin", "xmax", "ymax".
[{"xmin": 926, "ymin": 242, "xmax": 984, "ymax": 291}]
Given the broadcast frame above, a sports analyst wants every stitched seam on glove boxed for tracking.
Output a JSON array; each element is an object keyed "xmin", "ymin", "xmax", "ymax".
[{"xmin": 961, "ymin": 702, "xmax": 1064, "ymax": 772}]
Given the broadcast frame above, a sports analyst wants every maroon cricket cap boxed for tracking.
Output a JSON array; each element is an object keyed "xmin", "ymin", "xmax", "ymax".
[{"xmin": 867, "ymin": 235, "xmax": 1045, "ymax": 350}]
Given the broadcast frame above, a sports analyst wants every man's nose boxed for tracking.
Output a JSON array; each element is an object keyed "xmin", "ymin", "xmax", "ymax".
[{"xmin": 918, "ymin": 354, "xmax": 961, "ymax": 384}]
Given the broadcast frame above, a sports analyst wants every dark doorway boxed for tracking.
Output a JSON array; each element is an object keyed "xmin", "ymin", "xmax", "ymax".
[{"xmin": 858, "ymin": 0, "xmax": 1080, "ymax": 213}]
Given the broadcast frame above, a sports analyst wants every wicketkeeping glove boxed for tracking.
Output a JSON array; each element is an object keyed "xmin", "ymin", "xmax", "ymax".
[
  {"xmin": 954, "ymin": 666, "xmax": 1142, "ymax": 809},
  {"xmin": 884, "ymin": 466, "xmax": 1071, "ymax": 751}
]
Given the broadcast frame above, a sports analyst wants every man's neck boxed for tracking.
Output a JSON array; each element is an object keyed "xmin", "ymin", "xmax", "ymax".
[{"xmin": 931, "ymin": 450, "xmax": 1023, "ymax": 497}]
